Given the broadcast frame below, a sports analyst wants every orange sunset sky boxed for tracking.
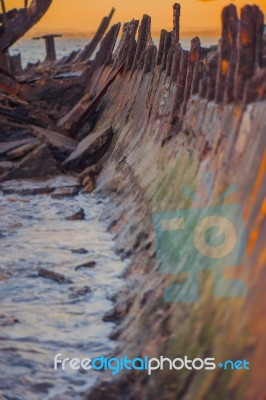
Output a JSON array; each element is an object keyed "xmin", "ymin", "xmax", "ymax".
[{"xmin": 5, "ymin": 0, "xmax": 266, "ymax": 36}]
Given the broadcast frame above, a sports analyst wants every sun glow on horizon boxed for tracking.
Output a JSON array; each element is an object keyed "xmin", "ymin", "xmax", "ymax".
[{"xmin": 4, "ymin": 0, "xmax": 266, "ymax": 37}]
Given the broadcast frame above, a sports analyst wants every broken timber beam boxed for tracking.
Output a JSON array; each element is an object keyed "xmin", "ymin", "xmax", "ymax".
[
  {"xmin": 0, "ymin": 0, "xmax": 6, "ymax": 15},
  {"xmin": 58, "ymin": 63, "xmax": 124, "ymax": 135},
  {"xmin": 77, "ymin": 8, "xmax": 115, "ymax": 63},
  {"xmin": 33, "ymin": 34, "xmax": 62, "ymax": 62}
]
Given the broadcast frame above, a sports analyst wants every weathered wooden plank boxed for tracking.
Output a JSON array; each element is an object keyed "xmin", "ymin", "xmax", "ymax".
[
  {"xmin": 77, "ymin": 8, "xmax": 115, "ymax": 62},
  {"xmin": 30, "ymin": 126, "xmax": 78, "ymax": 151},
  {"xmin": 93, "ymin": 23, "xmax": 121, "ymax": 67},
  {"xmin": 0, "ymin": 139, "xmax": 34, "ymax": 155},
  {"xmin": 183, "ymin": 37, "xmax": 201, "ymax": 104},
  {"xmin": 132, "ymin": 15, "xmax": 151, "ymax": 71},
  {"xmin": 171, "ymin": 49, "xmax": 189, "ymax": 123},
  {"xmin": 113, "ymin": 20, "xmax": 139, "ymax": 70},
  {"xmin": 170, "ymin": 45, "xmax": 182, "ymax": 82},
  {"xmin": 215, "ymin": 4, "xmax": 238, "ymax": 103},
  {"xmin": 62, "ymin": 127, "xmax": 113, "ymax": 168},
  {"xmin": 234, "ymin": 5, "xmax": 264, "ymax": 100},
  {"xmin": 143, "ymin": 45, "xmax": 157, "ymax": 74},
  {"xmin": 157, "ymin": 29, "xmax": 167, "ymax": 66},
  {"xmin": 161, "ymin": 31, "xmax": 172, "ymax": 72},
  {"xmin": 58, "ymin": 64, "xmax": 124, "ymax": 135},
  {"xmin": 6, "ymin": 139, "xmax": 40, "ymax": 160}
]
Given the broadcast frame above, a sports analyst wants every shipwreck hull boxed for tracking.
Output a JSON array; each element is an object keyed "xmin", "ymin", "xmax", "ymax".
[
  {"xmin": 77, "ymin": 4, "xmax": 265, "ymax": 400},
  {"xmin": 0, "ymin": 2, "xmax": 265, "ymax": 399}
]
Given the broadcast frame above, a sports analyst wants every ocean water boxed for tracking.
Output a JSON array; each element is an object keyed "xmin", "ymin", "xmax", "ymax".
[
  {"xmin": 0, "ymin": 183, "xmax": 127, "ymax": 400},
  {"xmin": 10, "ymin": 38, "xmax": 90, "ymax": 68},
  {"xmin": 10, "ymin": 37, "xmax": 219, "ymax": 68}
]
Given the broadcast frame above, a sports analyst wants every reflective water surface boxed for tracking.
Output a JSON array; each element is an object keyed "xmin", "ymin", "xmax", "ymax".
[{"xmin": 0, "ymin": 189, "xmax": 125, "ymax": 399}]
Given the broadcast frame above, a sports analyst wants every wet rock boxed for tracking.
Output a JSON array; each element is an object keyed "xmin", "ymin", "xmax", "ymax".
[
  {"xmin": 69, "ymin": 286, "xmax": 91, "ymax": 299},
  {"xmin": 0, "ymin": 175, "xmax": 80, "ymax": 195},
  {"xmin": 116, "ymin": 248, "xmax": 133, "ymax": 260},
  {"xmin": 0, "ymin": 273, "xmax": 8, "ymax": 281},
  {"xmin": 38, "ymin": 268, "xmax": 73, "ymax": 284},
  {"xmin": 52, "ymin": 186, "xmax": 80, "ymax": 199},
  {"xmin": 0, "ymin": 231, "xmax": 9, "ymax": 239},
  {"xmin": 66, "ymin": 207, "xmax": 85, "ymax": 221},
  {"xmin": 31, "ymin": 382, "xmax": 54, "ymax": 393},
  {"xmin": 103, "ymin": 298, "xmax": 133, "ymax": 323},
  {"xmin": 8, "ymin": 222, "xmax": 23, "ymax": 229},
  {"xmin": 80, "ymin": 163, "xmax": 103, "ymax": 180},
  {"xmin": 62, "ymin": 127, "xmax": 113, "ymax": 169},
  {"xmin": 86, "ymin": 381, "xmax": 131, "ymax": 400},
  {"xmin": 75, "ymin": 261, "xmax": 96, "ymax": 271},
  {"xmin": 108, "ymin": 325, "xmax": 123, "ymax": 340},
  {"xmin": 6, "ymin": 197, "xmax": 30, "ymax": 203},
  {"xmin": 0, "ymin": 144, "xmax": 61, "ymax": 182},
  {"xmin": 82, "ymin": 176, "xmax": 96, "ymax": 193},
  {"xmin": 71, "ymin": 248, "xmax": 89, "ymax": 255},
  {"xmin": 0, "ymin": 314, "xmax": 19, "ymax": 327}
]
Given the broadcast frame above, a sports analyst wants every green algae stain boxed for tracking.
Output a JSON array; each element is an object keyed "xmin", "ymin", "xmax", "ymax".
[{"xmin": 147, "ymin": 149, "xmax": 199, "ymax": 213}]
